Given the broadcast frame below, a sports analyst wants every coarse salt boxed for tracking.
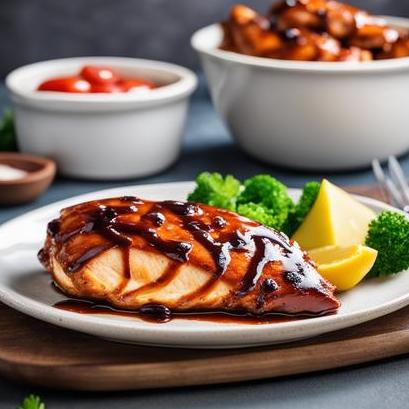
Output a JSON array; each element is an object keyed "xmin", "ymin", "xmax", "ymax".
[{"xmin": 0, "ymin": 164, "xmax": 27, "ymax": 181}]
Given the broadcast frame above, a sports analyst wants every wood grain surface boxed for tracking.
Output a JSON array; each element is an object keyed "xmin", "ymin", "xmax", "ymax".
[{"xmin": 1, "ymin": 184, "xmax": 408, "ymax": 392}]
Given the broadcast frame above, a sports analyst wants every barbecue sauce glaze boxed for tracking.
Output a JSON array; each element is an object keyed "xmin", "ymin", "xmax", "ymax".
[{"xmin": 40, "ymin": 197, "xmax": 339, "ymax": 323}]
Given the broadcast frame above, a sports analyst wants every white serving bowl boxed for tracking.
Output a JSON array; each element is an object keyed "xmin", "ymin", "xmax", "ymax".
[
  {"xmin": 192, "ymin": 17, "xmax": 409, "ymax": 171},
  {"xmin": 6, "ymin": 57, "xmax": 197, "ymax": 179}
]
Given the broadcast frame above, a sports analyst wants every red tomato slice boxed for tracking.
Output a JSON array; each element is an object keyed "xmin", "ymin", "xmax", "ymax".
[
  {"xmin": 90, "ymin": 83, "xmax": 123, "ymax": 93},
  {"xmin": 37, "ymin": 77, "xmax": 91, "ymax": 93},
  {"xmin": 80, "ymin": 65, "xmax": 118, "ymax": 85},
  {"xmin": 119, "ymin": 79, "xmax": 156, "ymax": 92}
]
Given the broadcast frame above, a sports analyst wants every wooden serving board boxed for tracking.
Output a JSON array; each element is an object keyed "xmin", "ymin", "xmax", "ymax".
[{"xmin": 1, "ymin": 184, "xmax": 408, "ymax": 392}]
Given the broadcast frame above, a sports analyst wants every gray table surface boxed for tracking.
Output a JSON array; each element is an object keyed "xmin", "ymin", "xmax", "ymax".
[{"xmin": 1, "ymin": 82, "xmax": 409, "ymax": 408}]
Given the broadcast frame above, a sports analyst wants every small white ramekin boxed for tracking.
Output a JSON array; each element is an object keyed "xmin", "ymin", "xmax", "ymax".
[
  {"xmin": 192, "ymin": 17, "xmax": 409, "ymax": 171},
  {"xmin": 6, "ymin": 57, "xmax": 197, "ymax": 179}
]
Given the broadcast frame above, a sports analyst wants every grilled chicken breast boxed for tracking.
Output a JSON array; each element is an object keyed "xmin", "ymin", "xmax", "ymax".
[{"xmin": 39, "ymin": 197, "xmax": 340, "ymax": 317}]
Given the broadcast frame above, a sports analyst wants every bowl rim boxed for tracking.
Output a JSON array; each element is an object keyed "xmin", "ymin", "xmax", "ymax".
[
  {"xmin": 6, "ymin": 56, "xmax": 198, "ymax": 108},
  {"xmin": 191, "ymin": 16, "xmax": 409, "ymax": 73},
  {"xmin": 0, "ymin": 152, "xmax": 56, "ymax": 186}
]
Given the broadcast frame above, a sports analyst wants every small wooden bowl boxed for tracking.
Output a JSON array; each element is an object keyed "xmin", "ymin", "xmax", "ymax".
[{"xmin": 0, "ymin": 152, "xmax": 56, "ymax": 205}]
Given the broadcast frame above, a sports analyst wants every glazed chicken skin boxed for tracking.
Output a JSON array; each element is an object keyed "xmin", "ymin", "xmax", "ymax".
[
  {"xmin": 221, "ymin": 0, "xmax": 409, "ymax": 62},
  {"xmin": 39, "ymin": 197, "xmax": 340, "ymax": 317}
]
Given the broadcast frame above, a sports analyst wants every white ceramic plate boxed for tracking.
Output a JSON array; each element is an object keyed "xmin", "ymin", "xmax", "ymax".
[{"xmin": 0, "ymin": 181, "xmax": 407, "ymax": 349}]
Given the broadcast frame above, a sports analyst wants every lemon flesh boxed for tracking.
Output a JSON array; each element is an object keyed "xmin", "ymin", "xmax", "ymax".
[
  {"xmin": 292, "ymin": 179, "xmax": 376, "ymax": 250},
  {"xmin": 309, "ymin": 245, "xmax": 378, "ymax": 291}
]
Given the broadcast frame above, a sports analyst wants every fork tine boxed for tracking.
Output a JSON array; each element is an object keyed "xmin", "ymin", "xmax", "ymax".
[
  {"xmin": 385, "ymin": 177, "xmax": 405, "ymax": 209},
  {"xmin": 372, "ymin": 159, "xmax": 386, "ymax": 184},
  {"xmin": 372, "ymin": 159, "xmax": 392, "ymax": 204},
  {"xmin": 388, "ymin": 156, "xmax": 409, "ymax": 206}
]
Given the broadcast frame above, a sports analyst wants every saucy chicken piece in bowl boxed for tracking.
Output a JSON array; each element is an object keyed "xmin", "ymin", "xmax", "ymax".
[{"xmin": 220, "ymin": 0, "xmax": 409, "ymax": 62}]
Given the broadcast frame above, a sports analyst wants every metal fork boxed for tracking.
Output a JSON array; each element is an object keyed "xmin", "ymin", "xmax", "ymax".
[{"xmin": 372, "ymin": 156, "xmax": 409, "ymax": 212}]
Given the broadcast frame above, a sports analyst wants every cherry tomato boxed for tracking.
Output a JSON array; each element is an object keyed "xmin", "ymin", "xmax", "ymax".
[
  {"xmin": 80, "ymin": 65, "xmax": 118, "ymax": 85},
  {"xmin": 90, "ymin": 83, "xmax": 123, "ymax": 93},
  {"xmin": 118, "ymin": 79, "xmax": 156, "ymax": 92},
  {"xmin": 37, "ymin": 77, "xmax": 91, "ymax": 93}
]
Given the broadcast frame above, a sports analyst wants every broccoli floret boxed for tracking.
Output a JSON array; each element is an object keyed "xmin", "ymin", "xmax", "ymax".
[
  {"xmin": 284, "ymin": 181, "xmax": 321, "ymax": 236},
  {"xmin": 237, "ymin": 203, "xmax": 284, "ymax": 230},
  {"xmin": 188, "ymin": 173, "xmax": 318, "ymax": 234},
  {"xmin": 365, "ymin": 211, "xmax": 409, "ymax": 277},
  {"xmin": 295, "ymin": 181, "xmax": 321, "ymax": 222},
  {"xmin": 237, "ymin": 175, "xmax": 294, "ymax": 230},
  {"xmin": 17, "ymin": 395, "xmax": 45, "ymax": 409},
  {"xmin": 187, "ymin": 172, "xmax": 241, "ymax": 211}
]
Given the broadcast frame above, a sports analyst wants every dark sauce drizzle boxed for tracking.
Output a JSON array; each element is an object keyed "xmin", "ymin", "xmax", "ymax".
[
  {"xmin": 54, "ymin": 299, "xmax": 313, "ymax": 325},
  {"xmin": 44, "ymin": 198, "xmax": 330, "ymax": 323}
]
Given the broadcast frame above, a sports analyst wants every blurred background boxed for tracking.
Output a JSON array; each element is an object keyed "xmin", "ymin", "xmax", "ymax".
[{"xmin": 1, "ymin": 0, "xmax": 409, "ymax": 78}]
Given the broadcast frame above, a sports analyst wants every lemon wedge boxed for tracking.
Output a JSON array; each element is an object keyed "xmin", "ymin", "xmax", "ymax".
[
  {"xmin": 308, "ymin": 245, "xmax": 378, "ymax": 292},
  {"xmin": 292, "ymin": 180, "xmax": 376, "ymax": 250}
]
